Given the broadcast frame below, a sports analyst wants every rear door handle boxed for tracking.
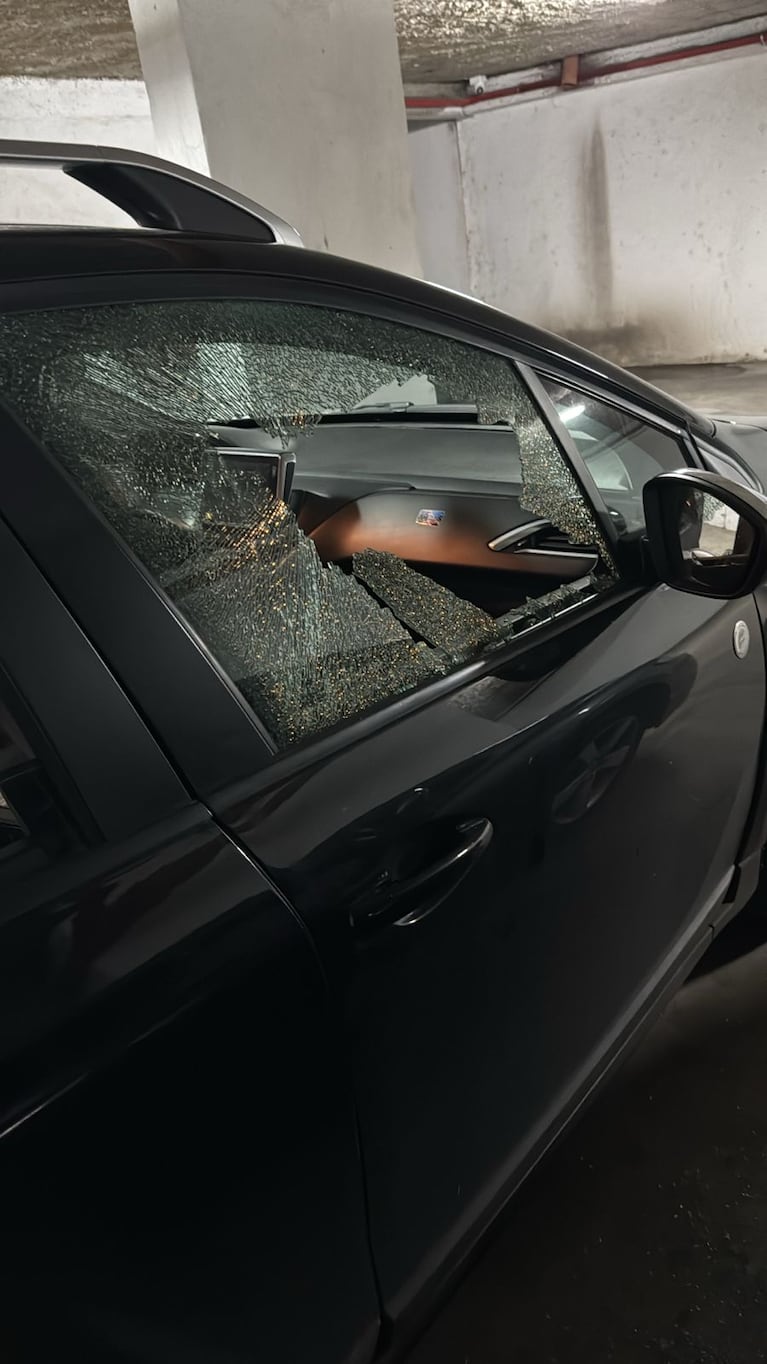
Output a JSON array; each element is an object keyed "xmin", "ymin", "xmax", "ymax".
[{"xmin": 351, "ymin": 817, "xmax": 493, "ymax": 934}]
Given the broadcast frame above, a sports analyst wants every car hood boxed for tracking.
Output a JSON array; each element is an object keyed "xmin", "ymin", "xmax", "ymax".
[
  {"xmin": 712, "ymin": 417, "xmax": 767, "ymax": 494},
  {"xmin": 713, "ymin": 414, "xmax": 767, "ymax": 430}
]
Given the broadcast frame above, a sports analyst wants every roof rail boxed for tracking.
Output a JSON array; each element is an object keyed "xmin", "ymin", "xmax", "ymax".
[{"xmin": 0, "ymin": 140, "xmax": 303, "ymax": 246}]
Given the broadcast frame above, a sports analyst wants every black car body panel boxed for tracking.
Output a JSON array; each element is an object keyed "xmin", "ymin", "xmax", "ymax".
[
  {"xmin": 220, "ymin": 584, "xmax": 763, "ymax": 1330},
  {"xmin": 0, "ymin": 211, "xmax": 766, "ymax": 1364},
  {"xmin": 711, "ymin": 419, "xmax": 767, "ymax": 491},
  {"xmin": 0, "ymin": 826, "xmax": 381, "ymax": 1364},
  {"xmin": 0, "ymin": 521, "xmax": 380, "ymax": 1364}
]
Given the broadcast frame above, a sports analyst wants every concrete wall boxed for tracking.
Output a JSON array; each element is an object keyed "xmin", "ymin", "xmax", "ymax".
[
  {"xmin": 4, "ymin": 52, "xmax": 767, "ymax": 368},
  {"xmin": 416, "ymin": 47, "xmax": 767, "ymax": 367},
  {"xmin": 128, "ymin": 0, "xmax": 421, "ymax": 274},
  {"xmin": 0, "ymin": 78, "xmax": 155, "ymax": 225},
  {"xmin": 409, "ymin": 121, "xmax": 469, "ymax": 295}
]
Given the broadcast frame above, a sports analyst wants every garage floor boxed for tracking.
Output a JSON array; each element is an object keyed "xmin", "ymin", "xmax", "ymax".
[
  {"xmin": 408, "ymin": 917, "xmax": 767, "ymax": 1364},
  {"xmin": 635, "ymin": 363, "xmax": 767, "ymax": 419}
]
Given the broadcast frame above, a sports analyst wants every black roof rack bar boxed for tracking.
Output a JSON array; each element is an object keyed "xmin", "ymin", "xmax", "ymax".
[{"xmin": 0, "ymin": 139, "xmax": 303, "ymax": 246}]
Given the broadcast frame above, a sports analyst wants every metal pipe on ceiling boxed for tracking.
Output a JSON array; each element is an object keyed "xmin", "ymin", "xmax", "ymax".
[{"xmin": 405, "ymin": 25, "xmax": 767, "ymax": 112}]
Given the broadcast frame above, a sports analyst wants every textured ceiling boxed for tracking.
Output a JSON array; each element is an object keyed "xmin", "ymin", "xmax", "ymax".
[
  {"xmin": 0, "ymin": 0, "xmax": 765, "ymax": 83},
  {"xmin": 399, "ymin": 0, "xmax": 767, "ymax": 80},
  {"xmin": 0, "ymin": 1, "xmax": 138, "ymax": 80}
]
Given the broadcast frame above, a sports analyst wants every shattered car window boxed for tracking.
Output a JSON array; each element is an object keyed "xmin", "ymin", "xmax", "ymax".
[
  {"xmin": 540, "ymin": 377, "xmax": 692, "ymax": 536},
  {"xmin": 0, "ymin": 299, "xmax": 615, "ymax": 748}
]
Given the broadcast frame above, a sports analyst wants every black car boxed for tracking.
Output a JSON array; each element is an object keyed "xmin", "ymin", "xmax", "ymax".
[{"xmin": 1, "ymin": 141, "xmax": 767, "ymax": 1364}]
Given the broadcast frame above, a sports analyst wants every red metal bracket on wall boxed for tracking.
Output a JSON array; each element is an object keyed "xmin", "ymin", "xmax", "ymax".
[{"xmin": 560, "ymin": 54, "xmax": 580, "ymax": 88}]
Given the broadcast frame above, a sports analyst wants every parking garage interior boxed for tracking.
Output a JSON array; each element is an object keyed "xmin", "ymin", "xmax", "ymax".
[{"xmin": 2, "ymin": 1, "xmax": 767, "ymax": 1361}]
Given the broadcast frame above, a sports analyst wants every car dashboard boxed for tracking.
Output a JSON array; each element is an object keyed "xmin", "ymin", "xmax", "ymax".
[{"xmin": 231, "ymin": 416, "xmax": 603, "ymax": 619}]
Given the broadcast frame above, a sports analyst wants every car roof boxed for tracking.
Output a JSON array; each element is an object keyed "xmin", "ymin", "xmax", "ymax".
[{"xmin": 0, "ymin": 226, "xmax": 714, "ymax": 440}]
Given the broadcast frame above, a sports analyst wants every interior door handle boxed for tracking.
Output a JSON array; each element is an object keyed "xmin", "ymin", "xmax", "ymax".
[
  {"xmin": 351, "ymin": 817, "xmax": 493, "ymax": 934},
  {"xmin": 488, "ymin": 519, "xmax": 551, "ymax": 551}
]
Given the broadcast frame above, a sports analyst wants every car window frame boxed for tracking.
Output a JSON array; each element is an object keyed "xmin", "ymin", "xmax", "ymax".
[
  {"xmin": 0, "ymin": 268, "xmax": 672, "ymax": 799},
  {"xmin": 0, "ymin": 699, "xmax": 52, "ymax": 880},
  {"xmin": 0, "ymin": 514, "xmax": 190, "ymax": 862},
  {"xmin": 528, "ymin": 363, "xmax": 702, "ymax": 479}
]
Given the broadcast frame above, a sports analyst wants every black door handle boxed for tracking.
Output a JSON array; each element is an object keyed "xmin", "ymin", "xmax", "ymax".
[{"xmin": 351, "ymin": 817, "xmax": 493, "ymax": 934}]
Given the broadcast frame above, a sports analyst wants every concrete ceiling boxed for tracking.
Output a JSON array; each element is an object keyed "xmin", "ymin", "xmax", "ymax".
[
  {"xmin": 399, "ymin": 0, "xmax": 767, "ymax": 80},
  {"xmin": 0, "ymin": 0, "xmax": 765, "ymax": 84}
]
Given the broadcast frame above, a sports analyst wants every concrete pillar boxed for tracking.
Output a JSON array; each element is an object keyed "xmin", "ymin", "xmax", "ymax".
[{"xmin": 127, "ymin": 0, "xmax": 421, "ymax": 275}]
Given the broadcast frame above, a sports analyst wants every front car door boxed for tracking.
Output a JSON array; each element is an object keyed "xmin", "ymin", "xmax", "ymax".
[{"xmin": 0, "ymin": 269, "xmax": 762, "ymax": 1352}]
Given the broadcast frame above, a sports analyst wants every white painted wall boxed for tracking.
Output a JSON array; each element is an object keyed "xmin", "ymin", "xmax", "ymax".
[
  {"xmin": 4, "ymin": 52, "xmax": 767, "ymax": 368},
  {"xmin": 0, "ymin": 68, "xmax": 420, "ymax": 276},
  {"xmin": 128, "ymin": 0, "xmax": 421, "ymax": 274},
  {"xmin": 0, "ymin": 78, "xmax": 155, "ymax": 225},
  {"xmin": 416, "ymin": 47, "xmax": 767, "ymax": 366},
  {"xmin": 409, "ymin": 121, "xmax": 469, "ymax": 294}
]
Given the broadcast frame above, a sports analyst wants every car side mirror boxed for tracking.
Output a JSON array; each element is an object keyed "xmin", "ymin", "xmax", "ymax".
[{"xmin": 643, "ymin": 469, "xmax": 767, "ymax": 599}]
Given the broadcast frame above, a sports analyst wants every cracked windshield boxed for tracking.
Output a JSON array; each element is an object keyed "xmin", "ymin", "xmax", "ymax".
[{"xmin": 0, "ymin": 299, "xmax": 614, "ymax": 746}]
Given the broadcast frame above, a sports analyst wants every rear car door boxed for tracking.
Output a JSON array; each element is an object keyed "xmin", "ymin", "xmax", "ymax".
[
  {"xmin": 0, "ymin": 275, "xmax": 761, "ymax": 1350},
  {"xmin": 0, "ymin": 517, "xmax": 379, "ymax": 1364}
]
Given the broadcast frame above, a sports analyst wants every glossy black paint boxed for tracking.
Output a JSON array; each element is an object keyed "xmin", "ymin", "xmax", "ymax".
[
  {"xmin": 0, "ymin": 527, "xmax": 379, "ymax": 1364},
  {"xmin": 0, "ymin": 821, "xmax": 379, "ymax": 1364},
  {"xmin": 220, "ymin": 585, "xmax": 764, "ymax": 1339},
  {"xmin": 644, "ymin": 468, "xmax": 767, "ymax": 598},
  {"xmin": 1, "ymin": 223, "xmax": 767, "ymax": 1364},
  {"xmin": 0, "ymin": 515, "xmax": 189, "ymax": 841},
  {"xmin": 711, "ymin": 421, "xmax": 767, "ymax": 491}
]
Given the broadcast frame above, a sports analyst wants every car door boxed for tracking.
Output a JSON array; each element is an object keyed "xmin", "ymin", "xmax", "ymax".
[
  {"xmin": 227, "ymin": 593, "xmax": 763, "ymax": 1332},
  {"xmin": 212, "ymin": 333, "xmax": 764, "ymax": 1331},
  {"xmin": 0, "ymin": 516, "xmax": 379, "ymax": 1364},
  {"xmin": 0, "ymin": 277, "xmax": 761, "ymax": 1352}
]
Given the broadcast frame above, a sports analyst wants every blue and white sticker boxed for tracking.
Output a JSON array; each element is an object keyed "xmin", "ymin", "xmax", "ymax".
[{"xmin": 415, "ymin": 508, "xmax": 446, "ymax": 528}]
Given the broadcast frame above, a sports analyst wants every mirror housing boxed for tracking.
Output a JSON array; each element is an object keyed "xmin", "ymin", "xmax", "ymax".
[{"xmin": 643, "ymin": 468, "xmax": 767, "ymax": 599}]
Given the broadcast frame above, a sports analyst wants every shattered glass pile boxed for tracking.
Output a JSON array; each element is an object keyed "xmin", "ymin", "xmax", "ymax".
[
  {"xmin": 353, "ymin": 549, "xmax": 501, "ymax": 661},
  {"xmin": 0, "ymin": 298, "xmax": 613, "ymax": 747}
]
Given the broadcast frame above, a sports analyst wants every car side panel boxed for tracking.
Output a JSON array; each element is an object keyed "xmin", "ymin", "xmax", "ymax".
[
  {"xmin": 0, "ymin": 529, "xmax": 380, "ymax": 1364},
  {"xmin": 218, "ymin": 585, "xmax": 764, "ymax": 1335},
  {"xmin": 0, "ymin": 822, "xmax": 380, "ymax": 1364}
]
